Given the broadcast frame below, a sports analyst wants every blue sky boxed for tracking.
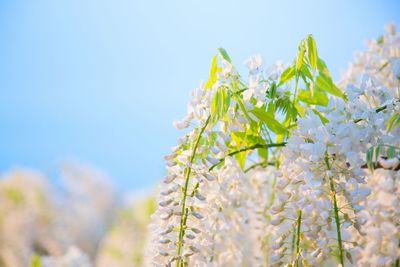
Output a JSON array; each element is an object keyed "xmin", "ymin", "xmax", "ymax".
[{"xmin": 0, "ymin": 0, "xmax": 399, "ymax": 191}]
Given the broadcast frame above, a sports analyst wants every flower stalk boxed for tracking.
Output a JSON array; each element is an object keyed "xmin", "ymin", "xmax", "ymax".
[
  {"xmin": 176, "ymin": 116, "xmax": 210, "ymax": 266},
  {"xmin": 209, "ymin": 142, "xmax": 286, "ymax": 171},
  {"xmin": 295, "ymin": 210, "xmax": 302, "ymax": 267},
  {"xmin": 324, "ymin": 155, "xmax": 345, "ymax": 266}
]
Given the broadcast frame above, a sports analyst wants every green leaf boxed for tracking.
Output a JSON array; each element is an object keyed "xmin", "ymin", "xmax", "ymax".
[
  {"xmin": 296, "ymin": 42, "xmax": 305, "ymax": 71},
  {"xmin": 218, "ymin": 47, "xmax": 232, "ymax": 63},
  {"xmin": 267, "ymin": 101, "xmax": 276, "ymax": 114},
  {"xmin": 236, "ymin": 151, "xmax": 247, "ymax": 169},
  {"xmin": 258, "ymin": 147, "xmax": 269, "ymax": 161},
  {"xmin": 307, "ymin": 35, "xmax": 318, "ymax": 70},
  {"xmin": 387, "ymin": 146, "xmax": 396, "ymax": 159},
  {"xmin": 317, "ymin": 58, "xmax": 330, "ymax": 77},
  {"xmin": 30, "ymin": 254, "xmax": 43, "ymax": 267},
  {"xmin": 268, "ymin": 82, "xmax": 277, "ymax": 99},
  {"xmin": 300, "ymin": 64, "xmax": 313, "ymax": 80},
  {"xmin": 235, "ymin": 96, "xmax": 253, "ymax": 123},
  {"xmin": 346, "ymin": 251, "xmax": 354, "ymax": 264},
  {"xmin": 386, "ymin": 113, "xmax": 400, "ymax": 132},
  {"xmin": 298, "ymin": 89, "xmax": 329, "ymax": 107},
  {"xmin": 366, "ymin": 147, "xmax": 374, "ymax": 171},
  {"xmin": 211, "ymin": 91, "xmax": 220, "ymax": 119},
  {"xmin": 379, "ymin": 61, "xmax": 390, "ymax": 72},
  {"xmin": 250, "ymin": 108, "xmax": 288, "ymax": 134},
  {"xmin": 205, "ymin": 55, "xmax": 218, "ymax": 89},
  {"xmin": 375, "ymin": 144, "xmax": 381, "ymax": 163},
  {"xmin": 211, "ymin": 87, "xmax": 230, "ymax": 124},
  {"xmin": 275, "ymin": 96, "xmax": 298, "ymax": 122},
  {"xmin": 316, "ymin": 74, "xmax": 345, "ymax": 99},
  {"xmin": 311, "ymin": 109, "xmax": 329, "ymax": 124},
  {"xmin": 278, "ymin": 65, "xmax": 295, "ymax": 86}
]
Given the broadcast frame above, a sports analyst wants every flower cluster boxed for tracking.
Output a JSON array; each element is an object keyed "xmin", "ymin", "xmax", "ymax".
[{"xmin": 150, "ymin": 24, "xmax": 400, "ymax": 267}]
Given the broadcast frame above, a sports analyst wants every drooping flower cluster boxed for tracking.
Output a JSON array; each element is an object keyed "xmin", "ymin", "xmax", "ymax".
[
  {"xmin": 353, "ymin": 169, "xmax": 400, "ymax": 266},
  {"xmin": 339, "ymin": 23, "xmax": 400, "ymax": 90},
  {"xmin": 148, "ymin": 52, "xmax": 262, "ymax": 266},
  {"xmin": 150, "ymin": 24, "xmax": 400, "ymax": 267}
]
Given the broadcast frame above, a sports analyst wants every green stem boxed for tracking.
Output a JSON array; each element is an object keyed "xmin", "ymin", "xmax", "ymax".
[
  {"xmin": 291, "ymin": 224, "xmax": 296, "ymax": 252},
  {"xmin": 295, "ymin": 210, "xmax": 302, "ymax": 267},
  {"xmin": 324, "ymin": 155, "xmax": 345, "ymax": 266},
  {"xmin": 354, "ymin": 98, "xmax": 399, "ymax": 123},
  {"xmin": 176, "ymin": 116, "xmax": 210, "ymax": 266},
  {"xmin": 208, "ymin": 142, "xmax": 286, "ymax": 171},
  {"xmin": 244, "ymin": 161, "xmax": 276, "ymax": 173}
]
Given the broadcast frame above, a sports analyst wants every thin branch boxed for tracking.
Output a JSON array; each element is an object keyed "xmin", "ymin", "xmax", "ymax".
[
  {"xmin": 294, "ymin": 210, "xmax": 302, "ymax": 267},
  {"xmin": 244, "ymin": 161, "xmax": 276, "ymax": 173},
  {"xmin": 354, "ymin": 99, "xmax": 399, "ymax": 123},
  {"xmin": 176, "ymin": 116, "xmax": 210, "ymax": 266},
  {"xmin": 325, "ymin": 155, "xmax": 345, "ymax": 266},
  {"xmin": 208, "ymin": 142, "xmax": 287, "ymax": 171}
]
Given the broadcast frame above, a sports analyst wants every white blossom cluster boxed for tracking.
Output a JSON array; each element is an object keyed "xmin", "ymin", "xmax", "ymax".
[
  {"xmin": 353, "ymin": 169, "xmax": 400, "ymax": 266},
  {"xmin": 339, "ymin": 24, "xmax": 400, "ymax": 90},
  {"xmin": 150, "ymin": 24, "xmax": 400, "ymax": 267}
]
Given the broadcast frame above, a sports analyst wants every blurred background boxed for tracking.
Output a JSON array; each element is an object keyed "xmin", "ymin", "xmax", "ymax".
[{"xmin": 0, "ymin": 1, "xmax": 399, "ymax": 266}]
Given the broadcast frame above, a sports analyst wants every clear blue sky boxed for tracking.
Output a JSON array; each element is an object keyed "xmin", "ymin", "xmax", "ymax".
[{"xmin": 0, "ymin": 0, "xmax": 399, "ymax": 191}]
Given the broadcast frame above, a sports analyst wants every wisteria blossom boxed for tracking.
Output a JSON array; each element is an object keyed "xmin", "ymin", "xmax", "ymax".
[
  {"xmin": 0, "ymin": 24, "xmax": 398, "ymax": 267},
  {"xmin": 150, "ymin": 24, "xmax": 400, "ymax": 267}
]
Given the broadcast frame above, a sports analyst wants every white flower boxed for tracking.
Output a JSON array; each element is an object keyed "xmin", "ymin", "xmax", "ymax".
[
  {"xmin": 245, "ymin": 55, "xmax": 263, "ymax": 72},
  {"xmin": 391, "ymin": 58, "xmax": 400, "ymax": 80}
]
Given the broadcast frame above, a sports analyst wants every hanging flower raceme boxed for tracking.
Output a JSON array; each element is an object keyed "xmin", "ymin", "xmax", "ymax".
[{"xmin": 149, "ymin": 25, "xmax": 400, "ymax": 267}]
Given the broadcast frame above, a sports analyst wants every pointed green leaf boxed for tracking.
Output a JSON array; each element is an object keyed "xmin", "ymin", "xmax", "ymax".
[
  {"xmin": 296, "ymin": 42, "xmax": 305, "ymax": 71},
  {"xmin": 268, "ymin": 82, "xmax": 277, "ymax": 99},
  {"xmin": 307, "ymin": 35, "xmax": 318, "ymax": 70},
  {"xmin": 298, "ymin": 89, "xmax": 329, "ymax": 107},
  {"xmin": 387, "ymin": 146, "xmax": 396, "ymax": 159},
  {"xmin": 374, "ymin": 144, "xmax": 381, "ymax": 163},
  {"xmin": 300, "ymin": 64, "xmax": 313, "ymax": 80},
  {"xmin": 311, "ymin": 109, "xmax": 329, "ymax": 124},
  {"xmin": 346, "ymin": 251, "xmax": 354, "ymax": 264},
  {"xmin": 258, "ymin": 146, "xmax": 269, "ymax": 161},
  {"xmin": 316, "ymin": 74, "xmax": 345, "ymax": 99},
  {"xmin": 211, "ymin": 87, "xmax": 230, "ymax": 124},
  {"xmin": 379, "ymin": 61, "xmax": 390, "ymax": 72},
  {"xmin": 211, "ymin": 90, "xmax": 220, "ymax": 121},
  {"xmin": 250, "ymin": 108, "xmax": 288, "ymax": 134},
  {"xmin": 278, "ymin": 65, "xmax": 295, "ymax": 86},
  {"xmin": 218, "ymin": 47, "xmax": 232, "ymax": 63},
  {"xmin": 386, "ymin": 113, "xmax": 400, "ymax": 132},
  {"xmin": 317, "ymin": 58, "xmax": 329, "ymax": 76},
  {"xmin": 366, "ymin": 147, "xmax": 374, "ymax": 171},
  {"xmin": 205, "ymin": 55, "xmax": 218, "ymax": 89},
  {"xmin": 236, "ymin": 150, "xmax": 247, "ymax": 169}
]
